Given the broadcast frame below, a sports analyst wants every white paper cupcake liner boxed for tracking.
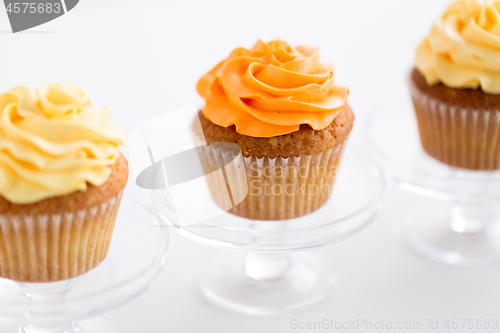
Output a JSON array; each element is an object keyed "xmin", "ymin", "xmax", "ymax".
[
  {"xmin": 410, "ymin": 80, "xmax": 500, "ymax": 170},
  {"xmin": 0, "ymin": 191, "xmax": 124, "ymax": 282},
  {"xmin": 199, "ymin": 144, "xmax": 346, "ymax": 220}
]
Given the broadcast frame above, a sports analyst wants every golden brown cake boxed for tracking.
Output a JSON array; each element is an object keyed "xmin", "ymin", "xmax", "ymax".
[
  {"xmin": 0, "ymin": 154, "xmax": 128, "ymax": 215},
  {"xmin": 198, "ymin": 106, "xmax": 354, "ymax": 158},
  {"xmin": 196, "ymin": 40, "xmax": 354, "ymax": 220},
  {"xmin": 0, "ymin": 84, "xmax": 127, "ymax": 282},
  {"xmin": 412, "ymin": 0, "xmax": 500, "ymax": 170},
  {"xmin": 410, "ymin": 68, "xmax": 500, "ymax": 170}
]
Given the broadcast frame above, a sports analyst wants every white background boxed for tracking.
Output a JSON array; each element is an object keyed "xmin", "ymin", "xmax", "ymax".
[{"xmin": 1, "ymin": 0, "xmax": 500, "ymax": 332}]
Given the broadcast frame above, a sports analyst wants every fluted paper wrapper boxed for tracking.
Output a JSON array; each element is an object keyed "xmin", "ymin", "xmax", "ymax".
[
  {"xmin": 0, "ymin": 191, "xmax": 124, "ymax": 282},
  {"xmin": 410, "ymin": 81, "xmax": 500, "ymax": 170},
  {"xmin": 199, "ymin": 144, "xmax": 346, "ymax": 221}
]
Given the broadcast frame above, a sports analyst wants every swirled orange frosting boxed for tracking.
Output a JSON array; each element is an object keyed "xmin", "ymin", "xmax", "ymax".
[{"xmin": 197, "ymin": 40, "xmax": 349, "ymax": 137}]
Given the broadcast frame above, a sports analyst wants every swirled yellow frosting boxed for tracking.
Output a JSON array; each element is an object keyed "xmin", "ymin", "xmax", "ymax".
[
  {"xmin": 0, "ymin": 84, "xmax": 124, "ymax": 204},
  {"xmin": 416, "ymin": 0, "xmax": 500, "ymax": 94},
  {"xmin": 197, "ymin": 40, "xmax": 349, "ymax": 137}
]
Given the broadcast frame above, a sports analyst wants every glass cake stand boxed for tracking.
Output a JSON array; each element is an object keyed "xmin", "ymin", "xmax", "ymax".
[
  {"xmin": 153, "ymin": 148, "xmax": 384, "ymax": 315},
  {"xmin": 0, "ymin": 196, "xmax": 169, "ymax": 333},
  {"xmin": 365, "ymin": 96, "xmax": 500, "ymax": 266}
]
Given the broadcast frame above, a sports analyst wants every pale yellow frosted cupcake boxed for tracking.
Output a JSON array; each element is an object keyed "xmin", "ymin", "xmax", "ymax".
[
  {"xmin": 0, "ymin": 84, "xmax": 127, "ymax": 282},
  {"xmin": 411, "ymin": 0, "xmax": 500, "ymax": 170}
]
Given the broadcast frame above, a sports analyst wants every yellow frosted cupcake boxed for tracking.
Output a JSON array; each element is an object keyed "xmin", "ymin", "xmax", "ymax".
[
  {"xmin": 411, "ymin": 0, "xmax": 500, "ymax": 170},
  {"xmin": 0, "ymin": 84, "xmax": 127, "ymax": 282}
]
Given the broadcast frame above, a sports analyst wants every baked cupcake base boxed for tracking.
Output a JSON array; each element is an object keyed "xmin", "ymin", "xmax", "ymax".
[
  {"xmin": 0, "ymin": 153, "xmax": 128, "ymax": 282},
  {"xmin": 201, "ymin": 143, "xmax": 345, "ymax": 220},
  {"xmin": 197, "ymin": 106, "xmax": 354, "ymax": 220},
  {"xmin": 410, "ymin": 68, "xmax": 500, "ymax": 171}
]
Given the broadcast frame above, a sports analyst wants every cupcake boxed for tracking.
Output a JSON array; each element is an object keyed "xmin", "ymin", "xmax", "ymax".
[
  {"xmin": 411, "ymin": 0, "xmax": 500, "ymax": 170},
  {"xmin": 0, "ymin": 84, "xmax": 127, "ymax": 282},
  {"xmin": 196, "ymin": 40, "xmax": 354, "ymax": 220}
]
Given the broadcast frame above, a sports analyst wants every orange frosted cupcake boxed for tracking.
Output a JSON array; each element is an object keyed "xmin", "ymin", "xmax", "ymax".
[
  {"xmin": 196, "ymin": 40, "xmax": 353, "ymax": 220},
  {"xmin": 411, "ymin": 0, "xmax": 500, "ymax": 170},
  {"xmin": 0, "ymin": 84, "xmax": 127, "ymax": 282}
]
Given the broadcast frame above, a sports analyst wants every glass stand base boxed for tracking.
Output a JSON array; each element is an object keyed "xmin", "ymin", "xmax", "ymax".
[
  {"xmin": 198, "ymin": 253, "xmax": 334, "ymax": 315},
  {"xmin": 23, "ymin": 315, "xmax": 120, "ymax": 333},
  {"xmin": 0, "ymin": 315, "xmax": 121, "ymax": 333},
  {"xmin": 72, "ymin": 315, "xmax": 120, "ymax": 333},
  {"xmin": 404, "ymin": 201, "xmax": 500, "ymax": 266}
]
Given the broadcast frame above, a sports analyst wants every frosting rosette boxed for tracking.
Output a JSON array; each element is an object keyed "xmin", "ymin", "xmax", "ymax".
[
  {"xmin": 197, "ymin": 40, "xmax": 349, "ymax": 137},
  {"xmin": 416, "ymin": 0, "xmax": 500, "ymax": 93},
  {"xmin": 0, "ymin": 84, "xmax": 124, "ymax": 204}
]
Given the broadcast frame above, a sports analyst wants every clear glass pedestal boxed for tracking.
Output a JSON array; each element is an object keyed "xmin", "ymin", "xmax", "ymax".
[
  {"xmin": 0, "ymin": 196, "xmax": 169, "ymax": 332},
  {"xmin": 366, "ymin": 97, "xmax": 500, "ymax": 266},
  {"xmin": 154, "ymin": 149, "xmax": 385, "ymax": 315}
]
